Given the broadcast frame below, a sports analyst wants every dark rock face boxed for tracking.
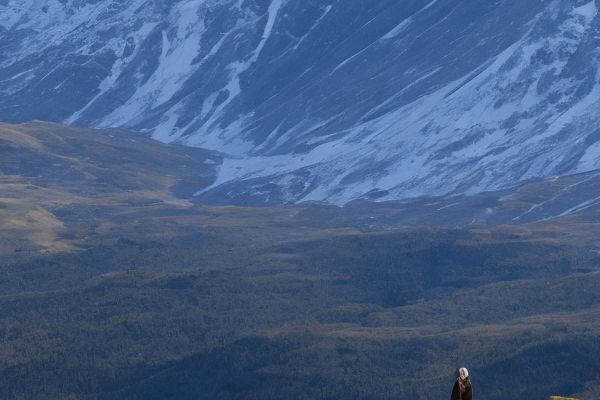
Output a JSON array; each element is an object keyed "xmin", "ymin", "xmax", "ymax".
[{"xmin": 1, "ymin": 0, "xmax": 599, "ymax": 204}]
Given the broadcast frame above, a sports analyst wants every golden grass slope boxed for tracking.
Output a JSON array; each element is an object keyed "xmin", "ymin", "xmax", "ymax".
[
  {"xmin": 0, "ymin": 196, "xmax": 71, "ymax": 252},
  {"xmin": 0, "ymin": 121, "xmax": 219, "ymax": 253}
]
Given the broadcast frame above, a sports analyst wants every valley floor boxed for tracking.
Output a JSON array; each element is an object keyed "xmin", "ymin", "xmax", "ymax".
[{"xmin": 1, "ymin": 122, "xmax": 599, "ymax": 399}]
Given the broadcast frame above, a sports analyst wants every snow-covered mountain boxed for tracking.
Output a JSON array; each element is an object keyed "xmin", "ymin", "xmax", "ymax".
[{"xmin": 1, "ymin": 0, "xmax": 599, "ymax": 204}]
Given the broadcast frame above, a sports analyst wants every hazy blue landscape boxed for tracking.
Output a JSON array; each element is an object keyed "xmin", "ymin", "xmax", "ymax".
[{"xmin": 1, "ymin": 0, "xmax": 599, "ymax": 399}]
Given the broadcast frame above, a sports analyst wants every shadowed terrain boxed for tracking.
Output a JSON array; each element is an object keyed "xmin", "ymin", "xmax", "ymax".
[{"xmin": 1, "ymin": 122, "xmax": 599, "ymax": 399}]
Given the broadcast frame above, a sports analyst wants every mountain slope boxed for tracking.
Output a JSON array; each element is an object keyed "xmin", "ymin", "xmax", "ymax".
[
  {"xmin": 0, "ymin": 121, "xmax": 218, "ymax": 253},
  {"xmin": 1, "ymin": 0, "xmax": 599, "ymax": 204}
]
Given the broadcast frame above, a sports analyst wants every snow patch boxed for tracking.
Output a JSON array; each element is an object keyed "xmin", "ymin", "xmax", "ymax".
[{"xmin": 572, "ymin": 0, "xmax": 598, "ymax": 21}]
